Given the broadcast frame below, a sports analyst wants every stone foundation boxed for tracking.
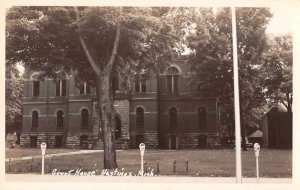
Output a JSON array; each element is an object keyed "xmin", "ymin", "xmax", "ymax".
[
  {"xmin": 144, "ymin": 132, "xmax": 158, "ymax": 148},
  {"xmin": 161, "ymin": 133, "xmax": 220, "ymax": 149},
  {"xmin": 178, "ymin": 133, "xmax": 199, "ymax": 149},
  {"xmin": 115, "ymin": 138, "xmax": 130, "ymax": 150},
  {"xmin": 20, "ymin": 132, "xmax": 66, "ymax": 148},
  {"xmin": 179, "ymin": 133, "xmax": 220, "ymax": 149},
  {"xmin": 66, "ymin": 134, "xmax": 81, "ymax": 148},
  {"xmin": 206, "ymin": 133, "xmax": 221, "ymax": 148},
  {"xmin": 20, "ymin": 133, "xmax": 31, "ymax": 147}
]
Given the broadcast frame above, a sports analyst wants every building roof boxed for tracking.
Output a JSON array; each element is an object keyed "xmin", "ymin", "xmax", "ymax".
[
  {"xmin": 248, "ymin": 130, "xmax": 262, "ymax": 138},
  {"xmin": 262, "ymin": 103, "xmax": 288, "ymax": 118}
]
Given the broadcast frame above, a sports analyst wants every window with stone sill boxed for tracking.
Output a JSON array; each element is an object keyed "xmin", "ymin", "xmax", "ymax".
[
  {"xmin": 33, "ymin": 81, "xmax": 40, "ymax": 97},
  {"xmin": 56, "ymin": 79, "xmax": 66, "ymax": 96},
  {"xmin": 166, "ymin": 67, "xmax": 179, "ymax": 94},
  {"xmin": 79, "ymin": 82, "xmax": 91, "ymax": 95},
  {"xmin": 134, "ymin": 74, "xmax": 146, "ymax": 93}
]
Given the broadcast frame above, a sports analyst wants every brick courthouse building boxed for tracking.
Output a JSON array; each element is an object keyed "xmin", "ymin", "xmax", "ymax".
[{"xmin": 20, "ymin": 59, "xmax": 221, "ymax": 149}]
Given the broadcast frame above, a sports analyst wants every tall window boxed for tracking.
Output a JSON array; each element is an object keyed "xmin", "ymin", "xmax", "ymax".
[
  {"xmin": 56, "ymin": 79, "xmax": 66, "ymax": 96},
  {"xmin": 115, "ymin": 116, "xmax": 121, "ymax": 139},
  {"xmin": 33, "ymin": 81, "xmax": 40, "ymax": 97},
  {"xmin": 169, "ymin": 107, "xmax": 177, "ymax": 128},
  {"xmin": 81, "ymin": 109, "xmax": 89, "ymax": 128},
  {"xmin": 79, "ymin": 82, "xmax": 90, "ymax": 95},
  {"xmin": 167, "ymin": 67, "xmax": 179, "ymax": 94},
  {"xmin": 136, "ymin": 107, "xmax": 144, "ymax": 128},
  {"xmin": 135, "ymin": 74, "xmax": 146, "ymax": 93},
  {"xmin": 56, "ymin": 110, "xmax": 64, "ymax": 128},
  {"xmin": 198, "ymin": 107, "xmax": 207, "ymax": 128},
  {"xmin": 32, "ymin": 111, "xmax": 39, "ymax": 129}
]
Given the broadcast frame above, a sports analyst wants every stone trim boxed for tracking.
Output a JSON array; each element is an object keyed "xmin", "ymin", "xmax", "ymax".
[{"xmin": 144, "ymin": 132, "xmax": 158, "ymax": 149}]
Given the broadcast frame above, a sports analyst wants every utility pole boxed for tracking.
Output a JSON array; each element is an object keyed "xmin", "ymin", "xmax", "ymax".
[{"xmin": 231, "ymin": 6, "xmax": 242, "ymax": 184}]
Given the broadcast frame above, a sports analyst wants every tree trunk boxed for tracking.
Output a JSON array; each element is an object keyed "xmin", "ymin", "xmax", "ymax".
[
  {"xmin": 239, "ymin": 94, "xmax": 247, "ymax": 151},
  {"xmin": 240, "ymin": 110, "xmax": 247, "ymax": 151},
  {"xmin": 286, "ymin": 93, "xmax": 292, "ymax": 113},
  {"xmin": 96, "ymin": 72, "xmax": 117, "ymax": 169}
]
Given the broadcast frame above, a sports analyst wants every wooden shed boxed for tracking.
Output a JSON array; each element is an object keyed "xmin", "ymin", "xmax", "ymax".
[
  {"xmin": 261, "ymin": 106, "xmax": 292, "ymax": 149},
  {"xmin": 247, "ymin": 130, "xmax": 263, "ymax": 147}
]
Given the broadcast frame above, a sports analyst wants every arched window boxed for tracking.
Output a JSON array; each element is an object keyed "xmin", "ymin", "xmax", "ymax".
[
  {"xmin": 32, "ymin": 111, "xmax": 39, "ymax": 129},
  {"xmin": 167, "ymin": 67, "xmax": 179, "ymax": 94},
  {"xmin": 169, "ymin": 107, "xmax": 177, "ymax": 128},
  {"xmin": 31, "ymin": 73, "xmax": 40, "ymax": 97},
  {"xmin": 198, "ymin": 107, "xmax": 207, "ymax": 128},
  {"xmin": 56, "ymin": 110, "xmax": 64, "ymax": 128},
  {"xmin": 136, "ymin": 107, "xmax": 144, "ymax": 128},
  {"xmin": 115, "ymin": 116, "xmax": 122, "ymax": 139},
  {"xmin": 81, "ymin": 109, "xmax": 89, "ymax": 128}
]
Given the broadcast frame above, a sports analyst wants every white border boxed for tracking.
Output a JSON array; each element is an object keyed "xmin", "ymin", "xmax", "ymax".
[{"xmin": 1, "ymin": 0, "xmax": 300, "ymax": 190}]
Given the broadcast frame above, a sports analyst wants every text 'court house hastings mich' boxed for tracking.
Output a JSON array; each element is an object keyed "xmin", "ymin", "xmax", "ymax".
[{"xmin": 21, "ymin": 58, "xmax": 221, "ymax": 150}]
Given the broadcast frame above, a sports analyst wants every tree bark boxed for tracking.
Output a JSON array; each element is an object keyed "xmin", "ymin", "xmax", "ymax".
[
  {"xmin": 96, "ymin": 72, "xmax": 117, "ymax": 169},
  {"xmin": 286, "ymin": 93, "xmax": 292, "ymax": 113},
  {"xmin": 74, "ymin": 7, "xmax": 122, "ymax": 169},
  {"xmin": 239, "ymin": 84, "xmax": 247, "ymax": 150}
]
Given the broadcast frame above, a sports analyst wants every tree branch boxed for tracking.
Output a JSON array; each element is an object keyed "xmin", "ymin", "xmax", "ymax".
[
  {"xmin": 74, "ymin": 7, "xmax": 101, "ymax": 75},
  {"xmin": 280, "ymin": 99, "xmax": 288, "ymax": 109},
  {"xmin": 106, "ymin": 7, "xmax": 122, "ymax": 72}
]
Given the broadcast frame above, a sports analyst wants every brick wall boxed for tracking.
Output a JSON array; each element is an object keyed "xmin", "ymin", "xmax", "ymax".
[{"xmin": 21, "ymin": 63, "xmax": 220, "ymax": 149}]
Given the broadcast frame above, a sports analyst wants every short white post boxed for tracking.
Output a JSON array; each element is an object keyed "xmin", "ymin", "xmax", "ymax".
[
  {"xmin": 40, "ymin": 143, "xmax": 47, "ymax": 175},
  {"xmin": 139, "ymin": 143, "xmax": 145, "ymax": 175},
  {"xmin": 254, "ymin": 143, "xmax": 260, "ymax": 183}
]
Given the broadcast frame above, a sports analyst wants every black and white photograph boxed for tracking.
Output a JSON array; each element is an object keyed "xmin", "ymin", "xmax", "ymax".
[{"xmin": 1, "ymin": 0, "xmax": 299, "ymax": 189}]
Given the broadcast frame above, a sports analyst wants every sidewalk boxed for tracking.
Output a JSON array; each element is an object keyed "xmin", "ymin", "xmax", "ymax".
[
  {"xmin": 5, "ymin": 174, "xmax": 292, "ymax": 183},
  {"xmin": 5, "ymin": 150, "xmax": 106, "ymax": 162}
]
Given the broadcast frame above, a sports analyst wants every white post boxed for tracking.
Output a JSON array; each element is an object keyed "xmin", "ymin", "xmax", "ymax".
[
  {"xmin": 256, "ymin": 156, "xmax": 259, "ymax": 182},
  {"xmin": 141, "ymin": 153, "xmax": 144, "ymax": 173},
  {"xmin": 231, "ymin": 6, "xmax": 242, "ymax": 184},
  {"xmin": 42, "ymin": 155, "xmax": 44, "ymax": 175},
  {"xmin": 254, "ymin": 143, "xmax": 260, "ymax": 183},
  {"xmin": 41, "ymin": 143, "xmax": 47, "ymax": 175},
  {"xmin": 139, "ymin": 143, "xmax": 145, "ymax": 176}
]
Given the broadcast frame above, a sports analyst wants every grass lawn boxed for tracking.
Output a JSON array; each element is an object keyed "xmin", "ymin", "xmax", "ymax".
[{"xmin": 5, "ymin": 148, "xmax": 292, "ymax": 177}]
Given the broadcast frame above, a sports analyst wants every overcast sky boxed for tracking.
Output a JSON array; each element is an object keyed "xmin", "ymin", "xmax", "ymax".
[{"xmin": 266, "ymin": 6, "xmax": 293, "ymax": 34}]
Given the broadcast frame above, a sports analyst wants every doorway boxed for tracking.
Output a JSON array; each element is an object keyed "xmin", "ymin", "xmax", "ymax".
[{"xmin": 169, "ymin": 136, "xmax": 178, "ymax": 150}]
